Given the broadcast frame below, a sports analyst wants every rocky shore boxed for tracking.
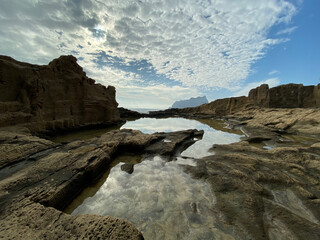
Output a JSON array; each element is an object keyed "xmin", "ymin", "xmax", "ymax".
[
  {"xmin": 1, "ymin": 55, "xmax": 319, "ymax": 239},
  {"xmin": 0, "ymin": 128, "xmax": 202, "ymax": 239}
]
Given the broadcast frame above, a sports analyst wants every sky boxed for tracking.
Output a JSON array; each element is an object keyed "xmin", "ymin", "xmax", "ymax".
[{"xmin": 0, "ymin": 0, "xmax": 319, "ymax": 109}]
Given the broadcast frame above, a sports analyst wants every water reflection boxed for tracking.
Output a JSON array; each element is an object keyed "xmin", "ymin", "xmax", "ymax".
[
  {"xmin": 121, "ymin": 118, "xmax": 243, "ymax": 158},
  {"xmin": 51, "ymin": 125, "xmax": 121, "ymax": 143},
  {"xmin": 68, "ymin": 118, "xmax": 243, "ymax": 239},
  {"xmin": 64, "ymin": 154, "xmax": 142, "ymax": 214},
  {"xmin": 71, "ymin": 156, "xmax": 234, "ymax": 239}
]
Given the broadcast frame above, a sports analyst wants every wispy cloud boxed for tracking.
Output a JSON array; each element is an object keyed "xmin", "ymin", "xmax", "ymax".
[
  {"xmin": 0, "ymin": 0, "xmax": 298, "ymax": 107},
  {"xmin": 269, "ymin": 70, "xmax": 279, "ymax": 75},
  {"xmin": 276, "ymin": 26, "xmax": 298, "ymax": 35}
]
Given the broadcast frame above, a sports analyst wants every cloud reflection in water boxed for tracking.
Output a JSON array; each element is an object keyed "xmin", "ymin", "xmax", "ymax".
[
  {"xmin": 121, "ymin": 117, "xmax": 243, "ymax": 158},
  {"xmin": 72, "ymin": 118, "xmax": 242, "ymax": 239}
]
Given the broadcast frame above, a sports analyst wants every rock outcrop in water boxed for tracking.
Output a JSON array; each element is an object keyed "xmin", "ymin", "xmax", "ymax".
[
  {"xmin": 171, "ymin": 96, "xmax": 208, "ymax": 109},
  {"xmin": 0, "ymin": 55, "xmax": 120, "ymax": 134}
]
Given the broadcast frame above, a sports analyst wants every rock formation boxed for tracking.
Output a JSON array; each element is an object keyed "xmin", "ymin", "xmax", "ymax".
[
  {"xmin": 0, "ymin": 128, "xmax": 203, "ymax": 239},
  {"xmin": 150, "ymin": 83, "xmax": 320, "ymax": 118},
  {"xmin": 249, "ymin": 83, "xmax": 320, "ymax": 108},
  {"xmin": 0, "ymin": 55, "xmax": 120, "ymax": 134},
  {"xmin": 171, "ymin": 96, "xmax": 208, "ymax": 109}
]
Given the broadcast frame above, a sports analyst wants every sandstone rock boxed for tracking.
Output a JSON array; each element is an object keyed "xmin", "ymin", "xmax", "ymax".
[
  {"xmin": 183, "ymin": 141, "xmax": 320, "ymax": 240},
  {"xmin": 0, "ymin": 128, "xmax": 202, "ymax": 239},
  {"xmin": 249, "ymin": 83, "xmax": 320, "ymax": 108},
  {"xmin": 149, "ymin": 83, "xmax": 320, "ymax": 119},
  {"xmin": 0, "ymin": 55, "xmax": 120, "ymax": 134},
  {"xmin": 248, "ymin": 83, "xmax": 269, "ymax": 107}
]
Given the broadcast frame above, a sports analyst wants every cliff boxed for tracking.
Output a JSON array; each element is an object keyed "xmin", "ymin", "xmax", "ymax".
[
  {"xmin": 192, "ymin": 83, "xmax": 320, "ymax": 116},
  {"xmin": 171, "ymin": 96, "xmax": 208, "ymax": 109},
  {"xmin": 149, "ymin": 83, "xmax": 320, "ymax": 118},
  {"xmin": 0, "ymin": 55, "xmax": 120, "ymax": 133},
  {"xmin": 248, "ymin": 83, "xmax": 320, "ymax": 108}
]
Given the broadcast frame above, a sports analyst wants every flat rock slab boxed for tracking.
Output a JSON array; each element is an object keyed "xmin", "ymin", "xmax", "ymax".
[
  {"xmin": 183, "ymin": 141, "xmax": 320, "ymax": 239},
  {"xmin": 0, "ymin": 128, "xmax": 203, "ymax": 239}
]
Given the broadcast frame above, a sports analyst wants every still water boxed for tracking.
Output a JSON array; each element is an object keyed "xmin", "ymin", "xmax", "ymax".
[{"xmin": 65, "ymin": 118, "xmax": 244, "ymax": 239}]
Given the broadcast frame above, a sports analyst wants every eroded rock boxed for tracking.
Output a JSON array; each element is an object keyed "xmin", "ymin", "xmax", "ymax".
[
  {"xmin": 0, "ymin": 128, "xmax": 203, "ymax": 239},
  {"xmin": 0, "ymin": 55, "xmax": 120, "ymax": 134},
  {"xmin": 183, "ymin": 141, "xmax": 320, "ymax": 239}
]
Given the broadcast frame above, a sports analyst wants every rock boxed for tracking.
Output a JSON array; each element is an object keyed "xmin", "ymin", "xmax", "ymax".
[
  {"xmin": 235, "ymin": 108, "xmax": 320, "ymax": 136},
  {"xmin": 249, "ymin": 83, "xmax": 320, "ymax": 108},
  {"xmin": 0, "ymin": 128, "xmax": 202, "ymax": 239},
  {"xmin": 121, "ymin": 163, "xmax": 134, "ymax": 174},
  {"xmin": 0, "ymin": 130, "xmax": 56, "ymax": 169},
  {"xmin": 0, "ymin": 55, "xmax": 120, "ymax": 134},
  {"xmin": 118, "ymin": 107, "xmax": 145, "ymax": 119},
  {"xmin": 242, "ymin": 136, "xmax": 272, "ymax": 143},
  {"xmin": 144, "ymin": 129, "xmax": 204, "ymax": 156},
  {"xmin": 183, "ymin": 141, "xmax": 320, "ymax": 240},
  {"xmin": 148, "ymin": 83, "xmax": 320, "ymax": 119},
  {"xmin": 171, "ymin": 96, "xmax": 208, "ymax": 109},
  {"xmin": 248, "ymin": 83, "xmax": 270, "ymax": 107}
]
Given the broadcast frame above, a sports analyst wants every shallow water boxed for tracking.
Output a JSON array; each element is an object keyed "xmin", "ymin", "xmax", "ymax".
[
  {"xmin": 66, "ymin": 118, "xmax": 243, "ymax": 239},
  {"xmin": 121, "ymin": 117, "xmax": 243, "ymax": 158},
  {"xmin": 51, "ymin": 125, "xmax": 120, "ymax": 143}
]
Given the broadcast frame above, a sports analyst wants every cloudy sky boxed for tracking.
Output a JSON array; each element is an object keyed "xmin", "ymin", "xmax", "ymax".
[{"xmin": 0, "ymin": 0, "xmax": 319, "ymax": 109}]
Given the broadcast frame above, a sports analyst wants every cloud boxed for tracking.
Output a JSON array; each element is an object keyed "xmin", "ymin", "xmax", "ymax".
[
  {"xmin": 116, "ymin": 85, "xmax": 201, "ymax": 109},
  {"xmin": 269, "ymin": 70, "xmax": 279, "ymax": 75},
  {"xmin": 0, "ymin": 0, "xmax": 298, "ymax": 107},
  {"xmin": 233, "ymin": 78, "xmax": 281, "ymax": 97},
  {"xmin": 276, "ymin": 26, "xmax": 298, "ymax": 35}
]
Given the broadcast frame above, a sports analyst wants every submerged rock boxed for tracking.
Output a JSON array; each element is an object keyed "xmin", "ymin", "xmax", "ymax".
[{"xmin": 121, "ymin": 163, "xmax": 134, "ymax": 174}]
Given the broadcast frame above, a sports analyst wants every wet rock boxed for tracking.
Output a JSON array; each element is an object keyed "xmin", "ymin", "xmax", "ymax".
[
  {"xmin": 242, "ymin": 136, "xmax": 272, "ymax": 143},
  {"xmin": 118, "ymin": 107, "xmax": 145, "ymax": 119},
  {"xmin": 121, "ymin": 163, "xmax": 134, "ymax": 174},
  {"xmin": 145, "ymin": 129, "xmax": 204, "ymax": 156},
  {"xmin": 0, "ymin": 128, "xmax": 202, "ymax": 239},
  {"xmin": 184, "ymin": 141, "xmax": 320, "ymax": 240}
]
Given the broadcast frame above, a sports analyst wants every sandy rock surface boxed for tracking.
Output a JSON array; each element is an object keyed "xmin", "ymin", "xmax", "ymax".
[{"xmin": 0, "ymin": 129, "xmax": 202, "ymax": 239}]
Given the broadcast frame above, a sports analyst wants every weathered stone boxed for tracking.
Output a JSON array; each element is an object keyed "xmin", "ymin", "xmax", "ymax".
[
  {"xmin": 149, "ymin": 83, "xmax": 320, "ymax": 119},
  {"xmin": 0, "ymin": 55, "xmax": 120, "ymax": 134},
  {"xmin": 183, "ymin": 141, "xmax": 320, "ymax": 240},
  {"xmin": 0, "ymin": 128, "xmax": 202, "ymax": 239},
  {"xmin": 250, "ymin": 83, "xmax": 320, "ymax": 108}
]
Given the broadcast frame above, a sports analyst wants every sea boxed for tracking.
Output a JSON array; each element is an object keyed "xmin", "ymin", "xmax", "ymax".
[{"xmin": 129, "ymin": 108, "xmax": 163, "ymax": 114}]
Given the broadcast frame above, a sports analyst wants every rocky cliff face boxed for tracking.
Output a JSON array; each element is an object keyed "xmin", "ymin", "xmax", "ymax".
[
  {"xmin": 0, "ymin": 55, "xmax": 120, "ymax": 133},
  {"xmin": 191, "ymin": 83, "xmax": 320, "ymax": 116},
  {"xmin": 171, "ymin": 96, "xmax": 208, "ymax": 109},
  {"xmin": 249, "ymin": 83, "xmax": 320, "ymax": 108}
]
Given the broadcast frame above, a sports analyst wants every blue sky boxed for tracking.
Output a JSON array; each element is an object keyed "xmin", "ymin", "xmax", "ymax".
[{"xmin": 0, "ymin": 0, "xmax": 319, "ymax": 109}]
